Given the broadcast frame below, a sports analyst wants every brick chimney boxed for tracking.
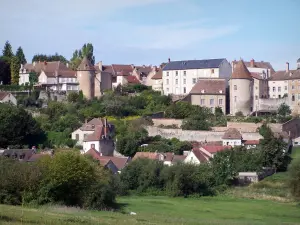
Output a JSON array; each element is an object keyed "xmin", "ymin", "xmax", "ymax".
[
  {"xmin": 250, "ymin": 59, "xmax": 255, "ymax": 67},
  {"xmin": 286, "ymin": 62, "xmax": 289, "ymax": 72},
  {"xmin": 168, "ymin": 58, "xmax": 170, "ymax": 63}
]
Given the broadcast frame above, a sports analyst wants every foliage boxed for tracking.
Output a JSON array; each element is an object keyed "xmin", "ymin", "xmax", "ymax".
[
  {"xmin": 181, "ymin": 114, "xmax": 212, "ymax": 130},
  {"xmin": 0, "ymin": 56, "xmax": 11, "ymax": 84},
  {"xmin": 67, "ymin": 91, "xmax": 81, "ymax": 103},
  {"xmin": 2, "ymin": 41, "xmax": 14, "ymax": 58},
  {"xmin": 287, "ymin": 156, "xmax": 300, "ymax": 200},
  {"xmin": 215, "ymin": 106, "xmax": 223, "ymax": 117},
  {"xmin": 70, "ymin": 43, "xmax": 95, "ymax": 69},
  {"xmin": 16, "ymin": 46, "xmax": 27, "ymax": 64},
  {"xmin": 278, "ymin": 103, "xmax": 291, "ymax": 117},
  {"xmin": 29, "ymin": 71, "xmax": 38, "ymax": 85},
  {"xmin": 0, "ymin": 103, "xmax": 45, "ymax": 148},
  {"xmin": 0, "ymin": 84, "xmax": 32, "ymax": 91},
  {"xmin": 235, "ymin": 111, "xmax": 244, "ymax": 117},
  {"xmin": 32, "ymin": 53, "xmax": 68, "ymax": 63},
  {"xmin": 10, "ymin": 56, "xmax": 20, "ymax": 84},
  {"xmin": 122, "ymin": 84, "xmax": 151, "ymax": 93}
]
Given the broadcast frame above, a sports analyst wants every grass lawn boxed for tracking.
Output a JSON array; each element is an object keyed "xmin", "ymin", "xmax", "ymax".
[
  {"xmin": 0, "ymin": 196, "xmax": 300, "ymax": 225},
  {"xmin": 292, "ymin": 146, "xmax": 300, "ymax": 159}
]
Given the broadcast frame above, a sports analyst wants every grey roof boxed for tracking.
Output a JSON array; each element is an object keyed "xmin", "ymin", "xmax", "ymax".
[
  {"xmin": 163, "ymin": 58, "xmax": 226, "ymax": 71},
  {"xmin": 297, "ymin": 58, "xmax": 300, "ymax": 63}
]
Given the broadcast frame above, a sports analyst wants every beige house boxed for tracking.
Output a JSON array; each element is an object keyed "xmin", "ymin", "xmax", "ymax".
[
  {"xmin": 151, "ymin": 69, "xmax": 163, "ymax": 92},
  {"xmin": 0, "ymin": 92, "xmax": 17, "ymax": 105},
  {"xmin": 188, "ymin": 78, "xmax": 226, "ymax": 113}
]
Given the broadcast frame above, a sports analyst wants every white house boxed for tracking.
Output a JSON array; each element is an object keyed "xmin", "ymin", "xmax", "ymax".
[
  {"xmin": 222, "ymin": 128, "xmax": 242, "ymax": 147},
  {"xmin": 0, "ymin": 92, "xmax": 17, "ymax": 105},
  {"xmin": 162, "ymin": 58, "xmax": 232, "ymax": 95},
  {"xmin": 183, "ymin": 149, "xmax": 209, "ymax": 165}
]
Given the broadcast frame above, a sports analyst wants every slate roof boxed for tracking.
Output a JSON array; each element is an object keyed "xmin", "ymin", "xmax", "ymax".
[
  {"xmin": 222, "ymin": 128, "xmax": 242, "ymax": 139},
  {"xmin": 77, "ymin": 56, "xmax": 95, "ymax": 71},
  {"xmin": 189, "ymin": 79, "xmax": 226, "ymax": 95},
  {"xmin": 269, "ymin": 69, "xmax": 300, "ymax": 81},
  {"xmin": 1, "ymin": 149, "xmax": 34, "ymax": 161},
  {"xmin": 163, "ymin": 58, "xmax": 225, "ymax": 71},
  {"xmin": 0, "ymin": 92, "xmax": 9, "ymax": 100},
  {"xmin": 231, "ymin": 60, "xmax": 252, "ymax": 79}
]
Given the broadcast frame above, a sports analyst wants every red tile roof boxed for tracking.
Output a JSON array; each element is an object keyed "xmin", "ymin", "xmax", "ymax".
[
  {"xmin": 269, "ymin": 69, "xmax": 300, "ymax": 81},
  {"xmin": 244, "ymin": 140, "xmax": 260, "ymax": 145},
  {"xmin": 97, "ymin": 156, "xmax": 130, "ymax": 170},
  {"xmin": 0, "ymin": 92, "xmax": 9, "ymax": 100},
  {"xmin": 231, "ymin": 60, "xmax": 252, "ymax": 79},
  {"xmin": 126, "ymin": 75, "xmax": 140, "ymax": 84},
  {"xmin": 77, "ymin": 56, "xmax": 95, "ymax": 71},
  {"xmin": 172, "ymin": 155, "xmax": 187, "ymax": 163},
  {"xmin": 151, "ymin": 70, "xmax": 162, "ymax": 79},
  {"xmin": 233, "ymin": 60, "xmax": 275, "ymax": 74},
  {"xmin": 192, "ymin": 149, "xmax": 209, "ymax": 162},
  {"xmin": 201, "ymin": 145, "xmax": 231, "ymax": 153},
  {"xmin": 112, "ymin": 64, "xmax": 134, "ymax": 76},
  {"xmin": 250, "ymin": 72, "xmax": 264, "ymax": 80},
  {"xmin": 24, "ymin": 61, "xmax": 69, "ymax": 74},
  {"xmin": 189, "ymin": 79, "xmax": 226, "ymax": 95},
  {"xmin": 133, "ymin": 152, "xmax": 159, "ymax": 160}
]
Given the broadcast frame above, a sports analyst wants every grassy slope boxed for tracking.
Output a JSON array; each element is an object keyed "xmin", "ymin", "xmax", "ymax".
[
  {"xmin": 1, "ymin": 148, "xmax": 300, "ymax": 225},
  {"xmin": 1, "ymin": 196, "xmax": 300, "ymax": 225}
]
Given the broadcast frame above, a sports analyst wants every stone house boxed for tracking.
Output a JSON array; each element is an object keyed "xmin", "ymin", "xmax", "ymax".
[
  {"xmin": 0, "ymin": 92, "xmax": 17, "ymax": 105},
  {"xmin": 187, "ymin": 78, "xmax": 226, "ymax": 113},
  {"xmin": 162, "ymin": 58, "xmax": 232, "ymax": 95},
  {"xmin": 222, "ymin": 128, "xmax": 242, "ymax": 147},
  {"xmin": 151, "ymin": 69, "xmax": 163, "ymax": 93}
]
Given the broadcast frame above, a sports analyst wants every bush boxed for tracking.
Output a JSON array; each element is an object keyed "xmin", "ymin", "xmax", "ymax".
[{"xmin": 287, "ymin": 157, "xmax": 300, "ymax": 200}]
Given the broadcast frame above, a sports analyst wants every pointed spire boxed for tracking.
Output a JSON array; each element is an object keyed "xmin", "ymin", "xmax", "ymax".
[
  {"xmin": 231, "ymin": 60, "xmax": 252, "ymax": 79},
  {"xmin": 77, "ymin": 56, "xmax": 95, "ymax": 71}
]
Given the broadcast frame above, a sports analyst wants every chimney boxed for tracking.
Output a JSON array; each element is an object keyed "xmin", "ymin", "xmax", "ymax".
[
  {"xmin": 33, "ymin": 61, "xmax": 36, "ymax": 67},
  {"xmin": 168, "ymin": 58, "xmax": 171, "ymax": 63},
  {"xmin": 66, "ymin": 63, "xmax": 69, "ymax": 68},
  {"xmin": 98, "ymin": 61, "xmax": 102, "ymax": 71},
  {"xmin": 85, "ymin": 119, "xmax": 87, "ymax": 124},
  {"xmin": 250, "ymin": 59, "xmax": 255, "ymax": 67},
  {"xmin": 286, "ymin": 62, "xmax": 289, "ymax": 72}
]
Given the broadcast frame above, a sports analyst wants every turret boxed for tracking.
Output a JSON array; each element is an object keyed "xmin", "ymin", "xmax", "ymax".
[
  {"xmin": 76, "ymin": 56, "xmax": 95, "ymax": 100},
  {"xmin": 230, "ymin": 60, "xmax": 253, "ymax": 116}
]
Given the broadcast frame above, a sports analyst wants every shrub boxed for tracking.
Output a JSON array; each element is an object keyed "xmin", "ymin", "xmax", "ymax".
[
  {"xmin": 235, "ymin": 111, "xmax": 244, "ymax": 117},
  {"xmin": 287, "ymin": 157, "xmax": 300, "ymax": 200}
]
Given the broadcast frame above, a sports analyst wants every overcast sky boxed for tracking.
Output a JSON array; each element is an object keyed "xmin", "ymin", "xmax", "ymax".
[{"xmin": 1, "ymin": 0, "xmax": 299, "ymax": 70}]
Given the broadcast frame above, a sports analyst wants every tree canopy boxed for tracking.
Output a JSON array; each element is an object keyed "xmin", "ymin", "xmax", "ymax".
[
  {"xmin": 16, "ymin": 46, "xmax": 27, "ymax": 64},
  {"xmin": 2, "ymin": 41, "xmax": 13, "ymax": 58},
  {"xmin": 32, "ymin": 53, "xmax": 68, "ymax": 63},
  {"xmin": 10, "ymin": 55, "xmax": 20, "ymax": 84},
  {"xmin": 70, "ymin": 43, "xmax": 95, "ymax": 69}
]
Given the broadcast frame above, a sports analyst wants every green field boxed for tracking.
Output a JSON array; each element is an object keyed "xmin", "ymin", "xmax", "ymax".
[{"xmin": 1, "ymin": 195, "xmax": 300, "ymax": 225}]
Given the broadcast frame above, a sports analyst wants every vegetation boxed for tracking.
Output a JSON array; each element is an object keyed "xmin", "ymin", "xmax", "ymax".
[
  {"xmin": 288, "ymin": 156, "xmax": 300, "ymax": 200},
  {"xmin": 15, "ymin": 46, "xmax": 26, "ymax": 64},
  {"xmin": 32, "ymin": 53, "xmax": 68, "ymax": 64},
  {"xmin": 10, "ymin": 55, "xmax": 20, "ymax": 84},
  {"xmin": 1, "ymin": 196, "xmax": 300, "ymax": 225},
  {"xmin": 0, "ymin": 151, "xmax": 116, "ymax": 210},
  {"xmin": 70, "ymin": 43, "xmax": 95, "ymax": 69}
]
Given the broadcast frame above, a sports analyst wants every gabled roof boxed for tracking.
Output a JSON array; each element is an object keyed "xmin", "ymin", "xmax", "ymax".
[
  {"xmin": 233, "ymin": 60, "xmax": 275, "ymax": 74},
  {"xmin": 222, "ymin": 128, "xmax": 242, "ymax": 139},
  {"xmin": 163, "ymin": 58, "xmax": 225, "ymax": 71},
  {"xmin": 24, "ymin": 61, "xmax": 69, "ymax": 74},
  {"xmin": 77, "ymin": 56, "xmax": 95, "ymax": 71},
  {"xmin": 135, "ymin": 66, "xmax": 152, "ymax": 75},
  {"xmin": 172, "ymin": 155, "xmax": 187, "ymax": 163},
  {"xmin": 200, "ymin": 145, "xmax": 231, "ymax": 154},
  {"xmin": 189, "ymin": 79, "xmax": 226, "ymax": 95},
  {"xmin": 191, "ymin": 148, "xmax": 209, "ymax": 162},
  {"xmin": 0, "ymin": 92, "xmax": 9, "ymax": 100},
  {"xmin": 152, "ymin": 70, "xmax": 162, "ymax": 80},
  {"xmin": 126, "ymin": 75, "xmax": 140, "ymax": 84},
  {"xmin": 112, "ymin": 64, "xmax": 134, "ymax": 76},
  {"xmin": 269, "ymin": 70, "xmax": 300, "ymax": 81},
  {"xmin": 84, "ymin": 126, "xmax": 107, "ymax": 142},
  {"xmin": 79, "ymin": 118, "xmax": 111, "ymax": 131},
  {"xmin": 231, "ymin": 60, "xmax": 252, "ymax": 79},
  {"xmin": 43, "ymin": 70, "xmax": 76, "ymax": 78},
  {"xmin": 133, "ymin": 152, "xmax": 159, "ymax": 160}
]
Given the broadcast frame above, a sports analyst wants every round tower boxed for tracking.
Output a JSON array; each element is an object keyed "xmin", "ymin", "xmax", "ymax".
[
  {"xmin": 230, "ymin": 60, "xmax": 253, "ymax": 116},
  {"xmin": 76, "ymin": 56, "xmax": 95, "ymax": 100}
]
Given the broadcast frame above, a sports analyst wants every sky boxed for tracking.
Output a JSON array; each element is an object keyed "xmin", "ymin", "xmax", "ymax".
[{"xmin": 0, "ymin": 0, "xmax": 299, "ymax": 70}]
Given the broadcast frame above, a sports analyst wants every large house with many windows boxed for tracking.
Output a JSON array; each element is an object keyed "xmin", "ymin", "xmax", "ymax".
[{"xmin": 162, "ymin": 58, "xmax": 232, "ymax": 96}]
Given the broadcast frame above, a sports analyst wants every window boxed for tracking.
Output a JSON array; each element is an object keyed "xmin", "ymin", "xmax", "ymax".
[
  {"xmin": 76, "ymin": 134, "xmax": 79, "ymax": 140},
  {"xmin": 183, "ymin": 87, "xmax": 186, "ymax": 93},
  {"xmin": 278, "ymin": 87, "xmax": 281, "ymax": 92},
  {"xmin": 234, "ymin": 85, "xmax": 237, "ymax": 90},
  {"xmin": 91, "ymin": 144, "xmax": 95, "ymax": 149},
  {"xmin": 175, "ymin": 71, "xmax": 178, "ymax": 76},
  {"xmin": 166, "ymin": 79, "xmax": 169, "ymax": 85},
  {"xmin": 219, "ymin": 99, "xmax": 223, "ymax": 105},
  {"xmin": 210, "ymin": 99, "xmax": 214, "ymax": 105},
  {"xmin": 84, "ymin": 134, "xmax": 87, "ymax": 138},
  {"xmin": 166, "ymin": 88, "xmax": 169, "ymax": 92},
  {"xmin": 183, "ymin": 71, "xmax": 186, "ymax": 76},
  {"xmin": 175, "ymin": 79, "xmax": 178, "ymax": 85},
  {"xmin": 167, "ymin": 72, "xmax": 169, "ymax": 76},
  {"xmin": 183, "ymin": 79, "xmax": 186, "ymax": 84},
  {"xmin": 211, "ymin": 69, "xmax": 214, "ymax": 73},
  {"xmin": 192, "ymin": 78, "xmax": 196, "ymax": 84},
  {"xmin": 255, "ymin": 95, "xmax": 258, "ymax": 100},
  {"xmin": 292, "ymin": 85, "xmax": 295, "ymax": 90},
  {"xmin": 298, "ymin": 94, "xmax": 300, "ymax": 100},
  {"xmin": 278, "ymin": 95, "xmax": 281, "ymax": 98},
  {"xmin": 285, "ymin": 86, "xmax": 288, "ymax": 91},
  {"xmin": 255, "ymin": 86, "xmax": 258, "ymax": 90},
  {"xmin": 273, "ymin": 87, "xmax": 275, "ymax": 92},
  {"xmin": 292, "ymin": 95, "xmax": 295, "ymax": 101},
  {"xmin": 234, "ymin": 96, "xmax": 237, "ymax": 102},
  {"xmin": 200, "ymin": 99, "xmax": 205, "ymax": 105}
]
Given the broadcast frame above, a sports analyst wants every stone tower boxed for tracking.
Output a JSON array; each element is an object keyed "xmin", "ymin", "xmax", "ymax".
[
  {"xmin": 230, "ymin": 60, "xmax": 253, "ymax": 116},
  {"xmin": 76, "ymin": 56, "xmax": 95, "ymax": 100}
]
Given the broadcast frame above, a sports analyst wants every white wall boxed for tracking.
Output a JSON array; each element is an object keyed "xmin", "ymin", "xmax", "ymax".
[
  {"xmin": 71, "ymin": 129, "xmax": 94, "ymax": 145},
  {"xmin": 19, "ymin": 73, "xmax": 30, "ymax": 85},
  {"xmin": 83, "ymin": 141, "xmax": 99, "ymax": 153},
  {"xmin": 113, "ymin": 76, "xmax": 127, "ymax": 88},
  {"xmin": 268, "ymin": 80, "xmax": 288, "ymax": 99},
  {"xmin": 0, "ymin": 93, "xmax": 17, "ymax": 105},
  {"xmin": 222, "ymin": 139, "xmax": 242, "ymax": 147}
]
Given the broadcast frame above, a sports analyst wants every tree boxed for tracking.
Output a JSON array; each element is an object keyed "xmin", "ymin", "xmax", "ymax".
[
  {"xmin": 0, "ymin": 103, "xmax": 45, "ymax": 147},
  {"xmin": 181, "ymin": 114, "xmax": 211, "ymax": 130},
  {"xmin": 278, "ymin": 103, "xmax": 291, "ymax": 117},
  {"xmin": 287, "ymin": 157, "xmax": 300, "ymax": 200},
  {"xmin": 0, "ymin": 56, "xmax": 11, "ymax": 84},
  {"xmin": 10, "ymin": 55, "xmax": 20, "ymax": 84},
  {"xmin": 32, "ymin": 53, "xmax": 68, "ymax": 63},
  {"xmin": 16, "ymin": 46, "xmax": 27, "ymax": 64},
  {"xmin": 70, "ymin": 43, "xmax": 95, "ymax": 69},
  {"xmin": 2, "ymin": 41, "xmax": 13, "ymax": 58},
  {"xmin": 215, "ymin": 107, "xmax": 223, "ymax": 117},
  {"xmin": 29, "ymin": 71, "xmax": 38, "ymax": 85}
]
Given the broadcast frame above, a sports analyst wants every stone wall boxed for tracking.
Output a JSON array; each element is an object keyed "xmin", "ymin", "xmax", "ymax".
[
  {"xmin": 146, "ymin": 126, "xmax": 263, "ymax": 142},
  {"xmin": 152, "ymin": 118, "xmax": 182, "ymax": 127},
  {"xmin": 258, "ymin": 97, "xmax": 288, "ymax": 111},
  {"xmin": 227, "ymin": 122, "xmax": 282, "ymax": 133}
]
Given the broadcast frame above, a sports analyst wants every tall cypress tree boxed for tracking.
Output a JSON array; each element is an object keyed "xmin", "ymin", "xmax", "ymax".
[
  {"xmin": 2, "ymin": 41, "xmax": 14, "ymax": 58},
  {"xmin": 10, "ymin": 56, "xmax": 20, "ymax": 85},
  {"xmin": 16, "ymin": 46, "xmax": 27, "ymax": 64}
]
